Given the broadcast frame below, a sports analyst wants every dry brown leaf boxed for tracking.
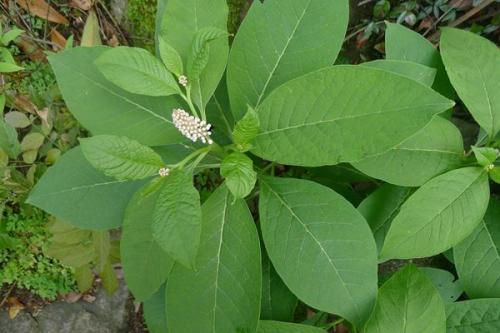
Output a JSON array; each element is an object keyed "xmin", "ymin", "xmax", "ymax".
[
  {"xmin": 16, "ymin": 36, "xmax": 47, "ymax": 62},
  {"xmin": 7, "ymin": 297, "xmax": 25, "ymax": 319},
  {"xmin": 50, "ymin": 28, "xmax": 66, "ymax": 50},
  {"xmin": 63, "ymin": 292, "xmax": 83, "ymax": 303},
  {"xmin": 12, "ymin": 95, "xmax": 38, "ymax": 114},
  {"xmin": 70, "ymin": 0, "xmax": 92, "ymax": 11},
  {"xmin": 82, "ymin": 294, "xmax": 96, "ymax": 303},
  {"xmin": 16, "ymin": 0, "xmax": 69, "ymax": 25}
]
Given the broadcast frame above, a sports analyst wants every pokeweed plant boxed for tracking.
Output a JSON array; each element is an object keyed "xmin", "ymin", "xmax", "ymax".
[{"xmin": 25, "ymin": 0, "xmax": 500, "ymax": 332}]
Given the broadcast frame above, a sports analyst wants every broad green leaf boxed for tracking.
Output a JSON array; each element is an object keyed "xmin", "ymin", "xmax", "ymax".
[
  {"xmin": 0, "ymin": 116, "xmax": 20, "ymax": 158},
  {"xmin": 166, "ymin": 185, "xmax": 261, "ymax": 333},
  {"xmin": 441, "ymin": 28, "xmax": 500, "ymax": 138},
  {"xmin": 143, "ymin": 284, "xmax": 168, "ymax": 333},
  {"xmin": 363, "ymin": 264, "xmax": 446, "ymax": 333},
  {"xmin": 358, "ymin": 184, "xmax": 412, "ymax": 254},
  {"xmin": 159, "ymin": 36, "xmax": 183, "ymax": 76},
  {"xmin": 206, "ymin": 77, "xmax": 234, "ymax": 145},
  {"xmin": 49, "ymin": 47, "xmax": 182, "ymax": 146},
  {"xmin": 454, "ymin": 198, "xmax": 500, "ymax": 298},
  {"xmin": 420, "ymin": 267, "xmax": 463, "ymax": 303},
  {"xmin": 122, "ymin": 181, "xmax": 174, "ymax": 301},
  {"xmin": 261, "ymin": 252, "xmax": 297, "ymax": 322},
  {"xmin": 160, "ymin": 0, "xmax": 228, "ymax": 108},
  {"xmin": 152, "ymin": 169, "xmax": 201, "ymax": 269},
  {"xmin": 227, "ymin": 0, "xmax": 349, "ymax": 121},
  {"xmin": 220, "ymin": 152, "xmax": 256, "ymax": 199},
  {"xmin": 259, "ymin": 176, "xmax": 377, "ymax": 326},
  {"xmin": 361, "ymin": 59, "xmax": 436, "ymax": 86},
  {"xmin": 257, "ymin": 321, "xmax": 326, "ymax": 333},
  {"xmin": 27, "ymin": 147, "xmax": 145, "ymax": 229},
  {"xmin": 353, "ymin": 117, "xmax": 464, "ymax": 186},
  {"xmin": 80, "ymin": 135, "xmax": 164, "ymax": 181},
  {"xmin": 472, "ymin": 146, "xmax": 499, "ymax": 167},
  {"xmin": 252, "ymin": 66, "xmax": 454, "ymax": 167},
  {"xmin": 46, "ymin": 242, "xmax": 95, "ymax": 267},
  {"xmin": 187, "ymin": 27, "xmax": 226, "ymax": 80},
  {"xmin": 446, "ymin": 299, "xmax": 500, "ymax": 332},
  {"xmin": 1, "ymin": 28, "xmax": 23, "ymax": 45},
  {"xmin": 232, "ymin": 107, "xmax": 260, "ymax": 151},
  {"xmin": 95, "ymin": 47, "xmax": 179, "ymax": 97},
  {"xmin": 385, "ymin": 22, "xmax": 454, "ymax": 98},
  {"xmin": 380, "ymin": 167, "xmax": 490, "ymax": 260}
]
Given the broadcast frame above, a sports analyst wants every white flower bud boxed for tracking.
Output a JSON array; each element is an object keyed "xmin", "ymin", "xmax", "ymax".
[
  {"xmin": 178, "ymin": 75, "xmax": 188, "ymax": 87},
  {"xmin": 158, "ymin": 167, "xmax": 170, "ymax": 177},
  {"xmin": 172, "ymin": 108, "xmax": 213, "ymax": 145}
]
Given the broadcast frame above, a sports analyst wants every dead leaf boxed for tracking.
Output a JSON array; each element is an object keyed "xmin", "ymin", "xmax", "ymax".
[
  {"xmin": 82, "ymin": 294, "xmax": 96, "ymax": 303},
  {"xmin": 12, "ymin": 95, "xmax": 38, "ymax": 114},
  {"xmin": 70, "ymin": 0, "xmax": 92, "ymax": 11},
  {"xmin": 16, "ymin": 0, "xmax": 69, "ymax": 25},
  {"xmin": 81, "ymin": 10, "xmax": 101, "ymax": 47},
  {"xmin": 50, "ymin": 29, "xmax": 66, "ymax": 50},
  {"xmin": 63, "ymin": 292, "xmax": 82, "ymax": 303},
  {"xmin": 449, "ymin": 0, "xmax": 472, "ymax": 10},
  {"xmin": 7, "ymin": 297, "xmax": 25, "ymax": 319},
  {"xmin": 16, "ymin": 36, "xmax": 47, "ymax": 62},
  {"xmin": 108, "ymin": 35, "xmax": 119, "ymax": 47}
]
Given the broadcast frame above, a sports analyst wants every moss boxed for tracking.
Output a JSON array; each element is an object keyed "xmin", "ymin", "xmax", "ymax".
[{"xmin": 126, "ymin": 0, "xmax": 157, "ymax": 50}]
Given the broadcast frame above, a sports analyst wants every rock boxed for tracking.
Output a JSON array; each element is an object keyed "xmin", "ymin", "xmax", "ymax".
[{"xmin": 0, "ymin": 310, "xmax": 40, "ymax": 333}]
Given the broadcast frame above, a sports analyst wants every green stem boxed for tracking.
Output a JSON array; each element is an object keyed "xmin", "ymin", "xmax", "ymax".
[{"xmin": 170, "ymin": 146, "xmax": 211, "ymax": 169}]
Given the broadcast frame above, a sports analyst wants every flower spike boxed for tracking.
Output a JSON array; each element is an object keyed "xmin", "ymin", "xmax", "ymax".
[{"xmin": 172, "ymin": 108, "xmax": 213, "ymax": 144}]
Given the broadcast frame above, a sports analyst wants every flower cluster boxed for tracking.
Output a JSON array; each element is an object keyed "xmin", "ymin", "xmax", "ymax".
[
  {"xmin": 172, "ymin": 108, "xmax": 213, "ymax": 144},
  {"xmin": 158, "ymin": 167, "xmax": 170, "ymax": 177},
  {"xmin": 178, "ymin": 75, "xmax": 188, "ymax": 87}
]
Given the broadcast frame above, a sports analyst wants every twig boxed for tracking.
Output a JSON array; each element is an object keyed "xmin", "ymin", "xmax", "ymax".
[{"xmin": 358, "ymin": 0, "xmax": 376, "ymax": 6}]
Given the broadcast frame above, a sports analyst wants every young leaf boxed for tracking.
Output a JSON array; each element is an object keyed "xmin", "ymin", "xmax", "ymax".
[
  {"xmin": 0, "ymin": 116, "xmax": 21, "ymax": 158},
  {"xmin": 152, "ymin": 169, "xmax": 202, "ymax": 269},
  {"xmin": 1, "ymin": 28, "xmax": 23, "ymax": 45},
  {"xmin": 446, "ymin": 299, "xmax": 500, "ymax": 332},
  {"xmin": 158, "ymin": 36, "xmax": 183, "ymax": 76},
  {"xmin": 253, "ymin": 66, "xmax": 454, "ymax": 167},
  {"xmin": 227, "ymin": 0, "xmax": 349, "ymax": 121},
  {"xmin": 380, "ymin": 167, "xmax": 490, "ymax": 260},
  {"xmin": 80, "ymin": 135, "xmax": 164, "ymax": 181},
  {"xmin": 261, "ymin": 253, "xmax": 298, "ymax": 322},
  {"xmin": 220, "ymin": 152, "xmax": 256, "ymax": 199},
  {"xmin": 160, "ymin": 0, "xmax": 228, "ymax": 108},
  {"xmin": 454, "ymin": 198, "xmax": 500, "ymax": 298},
  {"xmin": 353, "ymin": 117, "xmax": 464, "ymax": 186},
  {"xmin": 472, "ymin": 146, "xmax": 499, "ymax": 167},
  {"xmin": 361, "ymin": 59, "xmax": 436, "ymax": 86},
  {"xmin": 187, "ymin": 27, "xmax": 226, "ymax": 80},
  {"xmin": 440, "ymin": 28, "xmax": 500, "ymax": 138},
  {"xmin": 259, "ymin": 176, "xmax": 378, "ymax": 326},
  {"xmin": 74, "ymin": 264, "xmax": 94, "ymax": 293},
  {"xmin": 385, "ymin": 22, "xmax": 454, "ymax": 98},
  {"xmin": 95, "ymin": 47, "xmax": 180, "ymax": 97},
  {"xmin": 143, "ymin": 284, "xmax": 168, "ymax": 333},
  {"xmin": 122, "ymin": 181, "xmax": 174, "ymax": 301},
  {"xmin": 166, "ymin": 185, "xmax": 261, "ymax": 333},
  {"xmin": 363, "ymin": 264, "xmax": 446, "ymax": 333},
  {"xmin": 49, "ymin": 47, "xmax": 182, "ymax": 146},
  {"xmin": 27, "ymin": 147, "xmax": 146, "ymax": 229},
  {"xmin": 257, "ymin": 321, "xmax": 327, "ymax": 333},
  {"xmin": 420, "ymin": 267, "xmax": 463, "ymax": 303},
  {"xmin": 358, "ymin": 184, "xmax": 412, "ymax": 254},
  {"xmin": 232, "ymin": 106, "xmax": 260, "ymax": 151},
  {"xmin": 100, "ymin": 259, "xmax": 119, "ymax": 295}
]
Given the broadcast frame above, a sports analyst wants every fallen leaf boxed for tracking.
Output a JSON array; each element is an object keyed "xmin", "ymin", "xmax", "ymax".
[
  {"xmin": 82, "ymin": 294, "xmax": 96, "ymax": 303},
  {"xmin": 7, "ymin": 297, "xmax": 25, "ymax": 319},
  {"xmin": 16, "ymin": 0, "xmax": 69, "ymax": 25},
  {"xmin": 70, "ymin": 0, "xmax": 92, "ymax": 11},
  {"xmin": 16, "ymin": 36, "xmax": 47, "ymax": 62},
  {"xmin": 50, "ymin": 28, "xmax": 66, "ymax": 50},
  {"xmin": 63, "ymin": 292, "xmax": 82, "ymax": 303}
]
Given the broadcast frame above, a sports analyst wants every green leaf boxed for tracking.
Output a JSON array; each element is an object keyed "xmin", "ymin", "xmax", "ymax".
[
  {"xmin": 257, "ymin": 321, "xmax": 327, "ymax": 333},
  {"xmin": 227, "ymin": 0, "xmax": 349, "ymax": 121},
  {"xmin": 92, "ymin": 230, "xmax": 110, "ymax": 274},
  {"xmin": 419, "ymin": 267, "xmax": 463, "ymax": 303},
  {"xmin": 143, "ymin": 284, "xmax": 168, "ymax": 333},
  {"xmin": 0, "ymin": 62, "xmax": 23, "ymax": 72},
  {"xmin": 166, "ymin": 185, "xmax": 261, "ymax": 333},
  {"xmin": 74, "ymin": 264, "xmax": 94, "ymax": 292},
  {"xmin": 441, "ymin": 28, "xmax": 500, "ymax": 138},
  {"xmin": 353, "ymin": 117, "xmax": 464, "ymax": 186},
  {"xmin": 187, "ymin": 27, "xmax": 226, "ymax": 80},
  {"xmin": 361, "ymin": 59, "xmax": 436, "ymax": 86},
  {"xmin": 100, "ymin": 259, "xmax": 119, "ymax": 295},
  {"xmin": 0, "ymin": 115, "xmax": 20, "ymax": 158},
  {"xmin": 358, "ymin": 184, "xmax": 412, "ymax": 254},
  {"xmin": 1, "ymin": 28, "xmax": 23, "ymax": 45},
  {"xmin": 220, "ymin": 152, "xmax": 256, "ymax": 199},
  {"xmin": 446, "ymin": 299, "xmax": 500, "ymax": 332},
  {"xmin": 206, "ymin": 77, "xmax": 234, "ymax": 145},
  {"xmin": 259, "ymin": 176, "xmax": 378, "ymax": 326},
  {"xmin": 454, "ymin": 198, "xmax": 500, "ymax": 298},
  {"xmin": 472, "ymin": 146, "xmax": 499, "ymax": 167},
  {"xmin": 385, "ymin": 22, "xmax": 454, "ymax": 98},
  {"xmin": 81, "ymin": 10, "xmax": 101, "ymax": 47},
  {"xmin": 95, "ymin": 46, "xmax": 179, "ymax": 97},
  {"xmin": 122, "ymin": 181, "xmax": 174, "ymax": 301},
  {"xmin": 159, "ymin": 36, "xmax": 183, "ymax": 76},
  {"xmin": 261, "ymin": 252, "xmax": 297, "ymax": 322},
  {"xmin": 4, "ymin": 111, "xmax": 31, "ymax": 128},
  {"xmin": 491, "ymin": 167, "xmax": 500, "ymax": 184},
  {"xmin": 380, "ymin": 167, "xmax": 490, "ymax": 260},
  {"xmin": 363, "ymin": 264, "xmax": 446, "ymax": 333},
  {"xmin": 152, "ymin": 169, "xmax": 201, "ymax": 269},
  {"xmin": 27, "ymin": 147, "xmax": 146, "ymax": 229},
  {"xmin": 20, "ymin": 132, "xmax": 44, "ymax": 151},
  {"xmin": 49, "ymin": 47, "xmax": 182, "ymax": 146},
  {"xmin": 160, "ymin": 0, "xmax": 228, "ymax": 108},
  {"xmin": 252, "ymin": 66, "xmax": 454, "ymax": 167},
  {"xmin": 80, "ymin": 135, "xmax": 164, "ymax": 181},
  {"xmin": 232, "ymin": 106, "xmax": 260, "ymax": 151}
]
